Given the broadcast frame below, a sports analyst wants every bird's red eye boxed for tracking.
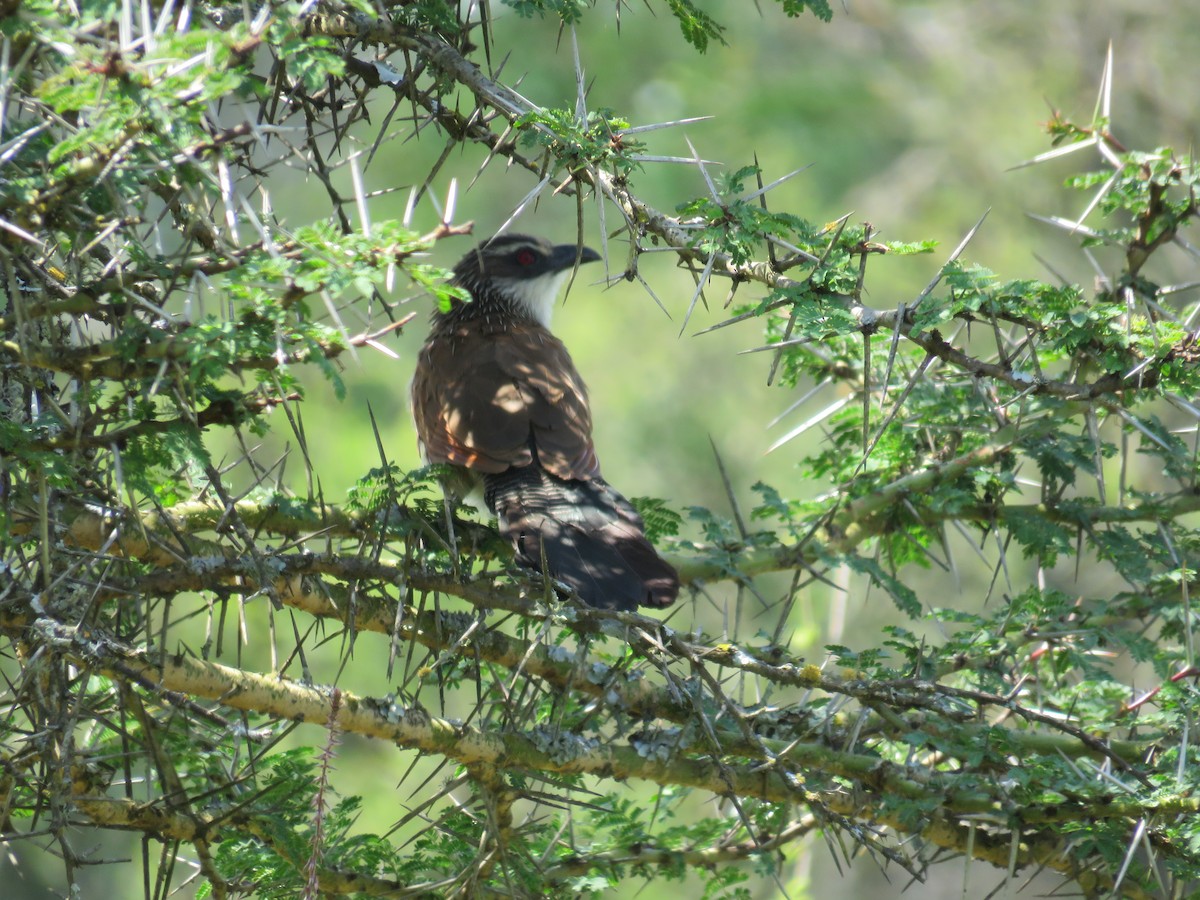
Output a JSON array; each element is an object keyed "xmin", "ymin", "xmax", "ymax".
[{"xmin": 515, "ymin": 248, "xmax": 536, "ymax": 266}]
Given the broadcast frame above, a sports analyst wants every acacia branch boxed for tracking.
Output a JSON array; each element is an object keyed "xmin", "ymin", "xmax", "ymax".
[
  {"xmin": 0, "ymin": 313, "xmax": 418, "ymax": 381},
  {"xmin": 6, "ymin": 489, "xmax": 1160, "ymax": 769},
  {"xmin": 25, "ymin": 612, "xmax": 1151, "ymax": 897},
  {"xmin": 69, "ymin": 795, "xmax": 413, "ymax": 896}
]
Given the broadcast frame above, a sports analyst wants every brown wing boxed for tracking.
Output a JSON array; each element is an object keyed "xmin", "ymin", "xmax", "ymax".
[{"xmin": 412, "ymin": 320, "xmax": 599, "ymax": 480}]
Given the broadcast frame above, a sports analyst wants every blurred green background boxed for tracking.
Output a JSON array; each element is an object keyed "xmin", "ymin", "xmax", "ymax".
[{"xmin": 9, "ymin": 1, "xmax": 1200, "ymax": 897}]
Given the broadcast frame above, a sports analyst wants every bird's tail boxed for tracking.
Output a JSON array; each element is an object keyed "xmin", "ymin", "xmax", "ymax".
[{"xmin": 484, "ymin": 464, "xmax": 679, "ymax": 611}]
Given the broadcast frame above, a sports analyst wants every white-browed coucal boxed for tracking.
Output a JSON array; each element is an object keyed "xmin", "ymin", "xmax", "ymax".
[{"xmin": 411, "ymin": 233, "xmax": 679, "ymax": 611}]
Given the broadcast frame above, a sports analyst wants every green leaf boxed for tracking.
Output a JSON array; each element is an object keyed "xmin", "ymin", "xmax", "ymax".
[{"xmin": 843, "ymin": 554, "xmax": 921, "ymax": 616}]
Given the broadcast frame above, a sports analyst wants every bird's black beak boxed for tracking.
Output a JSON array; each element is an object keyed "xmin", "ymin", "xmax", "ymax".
[{"xmin": 550, "ymin": 243, "xmax": 602, "ymax": 271}]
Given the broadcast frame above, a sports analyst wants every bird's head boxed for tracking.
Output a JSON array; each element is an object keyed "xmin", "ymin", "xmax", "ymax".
[{"xmin": 452, "ymin": 233, "xmax": 601, "ymax": 328}]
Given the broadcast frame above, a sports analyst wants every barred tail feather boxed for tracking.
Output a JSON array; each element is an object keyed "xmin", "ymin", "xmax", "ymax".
[{"xmin": 484, "ymin": 464, "xmax": 679, "ymax": 611}]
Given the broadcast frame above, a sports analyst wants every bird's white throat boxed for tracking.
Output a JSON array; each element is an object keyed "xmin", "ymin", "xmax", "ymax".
[{"xmin": 497, "ymin": 269, "xmax": 572, "ymax": 328}]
